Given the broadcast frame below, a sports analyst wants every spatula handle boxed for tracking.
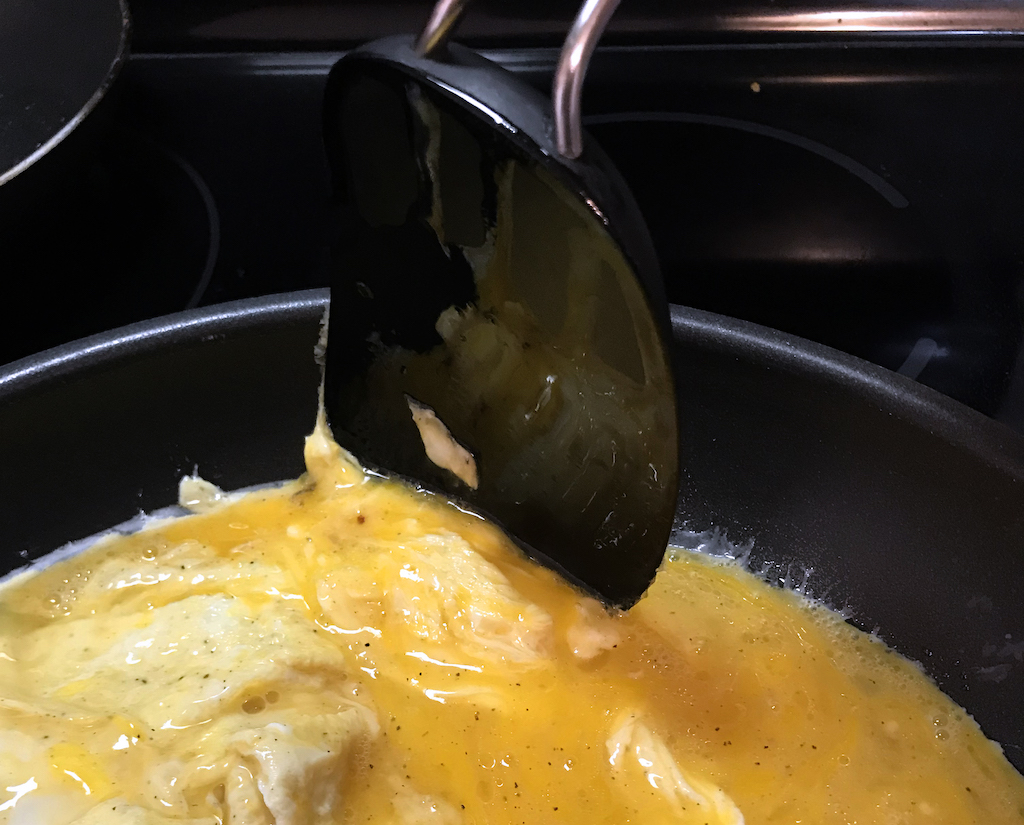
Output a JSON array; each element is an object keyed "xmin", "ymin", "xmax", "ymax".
[
  {"xmin": 414, "ymin": 0, "xmax": 620, "ymax": 161},
  {"xmin": 415, "ymin": 0, "xmax": 471, "ymax": 57},
  {"xmin": 553, "ymin": 0, "xmax": 621, "ymax": 159}
]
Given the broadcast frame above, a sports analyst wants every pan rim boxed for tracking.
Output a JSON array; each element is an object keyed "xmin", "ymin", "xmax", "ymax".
[
  {"xmin": 2, "ymin": 288, "xmax": 1021, "ymax": 477},
  {"xmin": 670, "ymin": 304, "xmax": 1024, "ymax": 481}
]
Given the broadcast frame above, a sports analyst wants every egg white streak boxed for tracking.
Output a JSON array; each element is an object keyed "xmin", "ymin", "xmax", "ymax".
[{"xmin": 606, "ymin": 711, "xmax": 745, "ymax": 825}]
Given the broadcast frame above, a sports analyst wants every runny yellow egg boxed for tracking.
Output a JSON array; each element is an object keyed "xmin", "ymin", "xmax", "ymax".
[{"xmin": 0, "ymin": 423, "xmax": 1021, "ymax": 824}]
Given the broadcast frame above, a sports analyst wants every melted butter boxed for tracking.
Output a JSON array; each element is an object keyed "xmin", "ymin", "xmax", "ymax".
[{"xmin": 0, "ymin": 425, "xmax": 1021, "ymax": 824}]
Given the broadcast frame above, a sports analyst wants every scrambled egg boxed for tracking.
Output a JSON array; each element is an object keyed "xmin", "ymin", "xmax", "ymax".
[{"xmin": 0, "ymin": 421, "xmax": 1022, "ymax": 824}]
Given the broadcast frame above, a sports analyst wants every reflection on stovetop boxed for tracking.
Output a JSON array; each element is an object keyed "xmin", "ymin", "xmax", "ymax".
[{"xmin": 3, "ymin": 43, "xmax": 1023, "ymax": 435}]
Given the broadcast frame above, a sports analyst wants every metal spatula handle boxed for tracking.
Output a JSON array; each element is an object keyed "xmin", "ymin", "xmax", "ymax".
[
  {"xmin": 552, "ymin": 0, "xmax": 621, "ymax": 158},
  {"xmin": 414, "ymin": 0, "xmax": 620, "ymax": 160},
  {"xmin": 414, "ymin": 0, "xmax": 471, "ymax": 56}
]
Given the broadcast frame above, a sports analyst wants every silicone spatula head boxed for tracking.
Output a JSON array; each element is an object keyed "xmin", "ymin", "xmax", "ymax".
[{"xmin": 321, "ymin": 0, "xmax": 678, "ymax": 607}]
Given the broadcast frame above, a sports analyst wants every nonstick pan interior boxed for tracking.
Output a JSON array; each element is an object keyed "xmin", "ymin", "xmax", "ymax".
[{"xmin": 0, "ymin": 289, "xmax": 1021, "ymax": 770}]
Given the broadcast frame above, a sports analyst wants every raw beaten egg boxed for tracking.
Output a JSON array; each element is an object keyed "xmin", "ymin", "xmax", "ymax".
[{"xmin": 0, "ymin": 421, "xmax": 1022, "ymax": 824}]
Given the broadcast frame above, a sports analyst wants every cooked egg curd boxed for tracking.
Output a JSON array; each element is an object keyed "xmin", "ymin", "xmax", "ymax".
[{"xmin": 0, "ymin": 423, "xmax": 1022, "ymax": 825}]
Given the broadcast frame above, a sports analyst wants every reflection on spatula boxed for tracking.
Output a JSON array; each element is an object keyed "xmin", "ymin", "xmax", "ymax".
[{"xmin": 321, "ymin": 0, "xmax": 678, "ymax": 608}]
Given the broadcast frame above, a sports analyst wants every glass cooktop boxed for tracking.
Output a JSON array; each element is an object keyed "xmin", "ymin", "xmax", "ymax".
[{"xmin": 2, "ymin": 9, "xmax": 1023, "ymax": 433}]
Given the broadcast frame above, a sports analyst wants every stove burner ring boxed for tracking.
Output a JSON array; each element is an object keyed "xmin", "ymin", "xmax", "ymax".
[
  {"xmin": 584, "ymin": 111, "xmax": 909, "ymax": 209},
  {"xmin": 141, "ymin": 136, "xmax": 222, "ymax": 308},
  {"xmin": 0, "ymin": 128, "xmax": 224, "ymax": 365}
]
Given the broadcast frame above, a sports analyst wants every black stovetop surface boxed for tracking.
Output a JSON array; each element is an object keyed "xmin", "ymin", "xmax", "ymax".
[{"xmin": 3, "ymin": 11, "xmax": 1024, "ymax": 433}]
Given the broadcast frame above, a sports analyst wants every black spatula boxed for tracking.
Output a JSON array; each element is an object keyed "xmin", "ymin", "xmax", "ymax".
[{"xmin": 321, "ymin": 0, "xmax": 678, "ymax": 607}]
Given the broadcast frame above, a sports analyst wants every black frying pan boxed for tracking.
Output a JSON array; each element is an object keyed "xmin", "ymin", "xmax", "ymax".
[
  {"xmin": 0, "ymin": 0, "xmax": 130, "ymax": 224},
  {"xmin": 0, "ymin": 290, "xmax": 1021, "ymax": 771}
]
